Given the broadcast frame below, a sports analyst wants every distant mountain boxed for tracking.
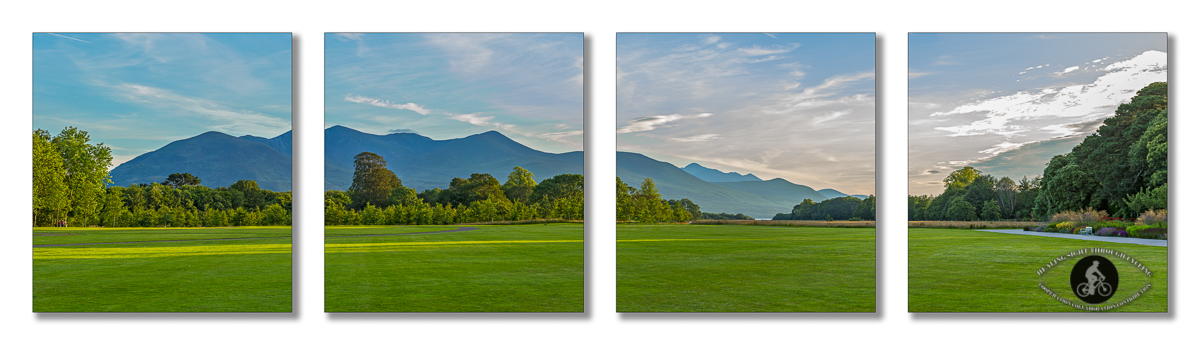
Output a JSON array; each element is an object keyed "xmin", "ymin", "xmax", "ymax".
[
  {"xmin": 818, "ymin": 188, "xmax": 848, "ymax": 199},
  {"xmin": 618, "ymin": 153, "xmax": 868, "ymax": 218},
  {"xmin": 815, "ymin": 188, "xmax": 868, "ymax": 200},
  {"xmin": 714, "ymin": 178, "xmax": 827, "ymax": 204},
  {"xmin": 110, "ymin": 131, "xmax": 292, "ymax": 191},
  {"xmin": 324, "ymin": 125, "xmax": 584, "ymax": 191},
  {"xmin": 681, "ymin": 163, "xmax": 762, "ymax": 182}
]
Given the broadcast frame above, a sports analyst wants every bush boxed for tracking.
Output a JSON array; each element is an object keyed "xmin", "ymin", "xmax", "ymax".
[
  {"xmin": 1137, "ymin": 209, "xmax": 1167, "ymax": 225},
  {"xmin": 1133, "ymin": 228, "xmax": 1167, "ymax": 239},
  {"xmin": 1095, "ymin": 227, "xmax": 1124, "ymax": 237}
]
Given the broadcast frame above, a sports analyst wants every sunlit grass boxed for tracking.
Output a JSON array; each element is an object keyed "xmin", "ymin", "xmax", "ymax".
[
  {"xmin": 33, "ymin": 226, "xmax": 292, "ymax": 312},
  {"xmin": 325, "ymin": 224, "xmax": 583, "ymax": 312},
  {"xmin": 618, "ymin": 224, "xmax": 876, "ymax": 312}
]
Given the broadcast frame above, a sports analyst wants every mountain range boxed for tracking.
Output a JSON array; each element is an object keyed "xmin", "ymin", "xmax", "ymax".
[
  {"xmin": 618, "ymin": 152, "xmax": 865, "ymax": 218},
  {"xmin": 107, "ymin": 127, "xmax": 862, "ymax": 216},
  {"xmin": 110, "ymin": 131, "xmax": 293, "ymax": 191},
  {"xmin": 323, "ymin": 125, "xmax": 583, "ymax": 191}
]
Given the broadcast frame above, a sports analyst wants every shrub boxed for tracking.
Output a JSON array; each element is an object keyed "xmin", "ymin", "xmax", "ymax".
[
  {"xmin": 1126, "ymin": 225, "xmax": 1150, "ymax": 238},
  {"xmin": 1134, "ymin": 228, "xmax": 1167, "ymax": 239},
  {"xmin": 1114, "ymin": 230, "xmax": 1129, "ymax": 237},
  {"xmin": 1137, "ymin": 209, "xmax": 1167, "ymax": 225},
  {"xmin": 1095, "ymin": 227, "xmax": 1128, "ymax": 237}
]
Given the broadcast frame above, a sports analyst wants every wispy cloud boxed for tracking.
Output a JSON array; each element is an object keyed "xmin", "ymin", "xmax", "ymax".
[
  {"xmin": 450, "ymin": 112, "xmax": 518, "ymax": 132},
  {"xmin": 336, "ymin": 33, "xmax": 364, "ymax": 41},
  {"xmin": 48, "ymin": 33, "xmax": 91, "ymax": 43},
  {"xmin": 668, "ymin": 133, "xmax": 721, "ymax": 142},
  {"xmin": 739, "ymin": 44, "xmax": 798, "ymax": 56},
  {"xmin": 617, "ymin": 113, "xmax": 713, "ymax": 134},
  {"xmin": 345, "ymin": 95, "xmax": 431, "ymax": 115},
  {"xmin": 114, "ymin": 83, "xmax": 290, "ymax": 136},
  {"xmin": 538, "ymin": 130, "xmax": 583, "ymax": 144}
]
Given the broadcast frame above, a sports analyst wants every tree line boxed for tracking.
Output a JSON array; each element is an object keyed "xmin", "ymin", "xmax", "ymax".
[
  {"xmin": 908, "ymin": 167, "xmax": 1041, "ymax": 221},
  {"xmin": 909, "ymin": 82, "xmax": 1167, "ymax": 221},
  {"xmin": 33, "ymin": 127, "xmax": 293, "ymax": 227},
  {"xmin": 616, "ymin": 177, "xmax": 752, "ymax": 223},
  {"xmin": 324, "ymin": 152, "xmax": 583, "ymax": 225},
  {"xmin": 772, "ymin": 195, "xmax": 876, "ymax": 221}
]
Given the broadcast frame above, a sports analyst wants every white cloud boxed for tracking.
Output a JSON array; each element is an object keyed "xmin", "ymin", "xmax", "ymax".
[
  {"xmin": 705, "ymin": 36, "xmax": 721, "ymax": 44},
  {"xmin": 336, "ymin": 33, "xmax": 364, "ymax": 41},
  {"xmin": 115, "ymin": 83, "xmax": 290, "ymax": 136},
  {"xmin": 450, "ymin": 112, "xmax": 518, "ymax": 132},
  {"xmin": 930, "ymin": 50, "xmax": 1165, "ymax": 138},
  {"xmin": 668, "ymin": 133, "xmax": 721, "ymax": 142},
  {"xmin": 739, "ymin": 45, "xmax": 797, "ymax": 56},
  {"xmin": 617, "ymin": 113, "xmax": 712, "ymax": 134},
  {"xmin": 538, "ymin": 130, "xmax": 584, "ymax": 144},
  {"xmin": 344, "ymin": 95, "xmax": 431, "ymax": 115},
  {"xmin": 1054, "ymin": 66, "xmax": 1080, "ymax": 76}
]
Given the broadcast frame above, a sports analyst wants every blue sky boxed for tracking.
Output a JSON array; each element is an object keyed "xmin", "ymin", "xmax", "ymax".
[
  {"xmin": 33, "ymin": 33, "xmax": 293, "ymax": 169},
  {"xmin": 617, "ymin": 33, "xmax": 876, "ymax": 195},
  {"xmin": 909, "ymin": 33, "xmax": 1167, "ymax": 195},
  {"xmin": 324, "ymin": 33, "xmax": 583, "ymax": 153}
]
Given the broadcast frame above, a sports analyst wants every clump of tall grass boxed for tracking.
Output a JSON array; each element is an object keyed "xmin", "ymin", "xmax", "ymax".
[
  {"xmin": 908, "ymin": 221, "xmax": 1042, "ymax": 229},
  {"xmin": 1048, "ymin": 208, "xmax": 1108, "ymax": 226},
  {"xmin": 1136, "ymin": 209, "xmax": 1167, "ymax": 226}
]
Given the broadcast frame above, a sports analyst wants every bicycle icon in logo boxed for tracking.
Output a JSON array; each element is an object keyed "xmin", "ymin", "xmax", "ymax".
[
  {"xmin": 1075, "ymin": 259, "xmax": 1113, "ymax": 297},
  {"xmin": 1070, "ymin": 256, "xmax": 1119, "ymax": 304}
]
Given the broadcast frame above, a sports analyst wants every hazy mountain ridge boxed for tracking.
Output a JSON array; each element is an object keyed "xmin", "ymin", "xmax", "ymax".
[
  {"xmin": 682, "ymin": 163, "xmax": 762, "ymax": 182},
  {"xmin": 617, "ymin": 153, "xmax": 860, "ymax": 218}
]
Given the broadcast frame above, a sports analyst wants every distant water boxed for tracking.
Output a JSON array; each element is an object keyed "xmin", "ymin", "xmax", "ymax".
[{"xmin": 755, "ymin": 218, "xmax": 772, "ymax": 221}]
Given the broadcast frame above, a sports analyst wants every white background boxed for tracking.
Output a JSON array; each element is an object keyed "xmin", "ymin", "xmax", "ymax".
[{"xmin": 1, "ymin": 1, "xmax": 1190, "ymax": 344}]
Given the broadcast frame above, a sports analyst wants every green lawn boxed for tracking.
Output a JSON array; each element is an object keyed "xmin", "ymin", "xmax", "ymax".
[
  {"xmin": 324, "ymin": 224, "xmax": 584, "ymax": 312},
  {"xmin": 33, "ymin": 226, "xmax": 292, "ymax": 312},
  {"xmin": 909, "ymin": 228, "xmax": 1168, "ymax": 312},
  {"xmin": 617, "ymin": 224, "xmax": 876, "ymax": 312}
]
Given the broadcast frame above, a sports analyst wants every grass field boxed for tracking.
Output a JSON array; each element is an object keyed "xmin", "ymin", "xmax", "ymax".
[
  {"xmin": 617, "ymin": 224, "xmax": 876, "ymax": 312},
  {"xmin": 33, "ymin": 226, "xmax": 292, "ymax": 312},
  {"xmin": 324, "ymin": 224, "xmax": 584, "ymax": 312},
  {"xmin": 909, "ymin": 228, "xmax": 1168, "ymax": 312}
]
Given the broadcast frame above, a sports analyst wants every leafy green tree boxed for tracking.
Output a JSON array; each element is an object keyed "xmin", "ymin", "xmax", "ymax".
[
  {"xmin": 945, "ymin": 197, "xmax": 978, "ymax": 221},
  {"xmin": 33, "ymin": 130, "xmax": 67, "ymax": 226},
  {"xmin": 943, "ymin": 166, "xmax": 981, "ymax": 190},
  {"xmin": 445, "ymin": 173, "xmax": 505, "ymax": 206},
  {"xmin": 981, "ymin": 200, "xmax": 1002, "ymax": 221},
  {"xmin": 349, "ymin": 152, "xmax": 402, "ymax": 210},
  {"xmin": 502, "ymin": 166, "xmax": 537, "ymax": 204},
  {"xmin": 386, "ymin": 186, "xmax": 420, "ymax": 207},
  {"xmin": 853, "ymin": 195, "xmax": 876, "ymax": 221},
  {"xmin": 532, "ymin": 174, "xmax": 584, "ymax": 204},
  {"xmin": 49, "ymin": 127, "xmax": 113, "ymax": 225},
  {"xmin": 164, "ymin": 173, "xmax": 202, "ymax": 188}
]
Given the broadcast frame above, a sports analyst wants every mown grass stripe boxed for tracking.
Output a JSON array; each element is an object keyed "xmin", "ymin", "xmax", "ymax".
[{"xmin": 34, "ymin": 243, "xmax": 292, "ymax": 259}]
